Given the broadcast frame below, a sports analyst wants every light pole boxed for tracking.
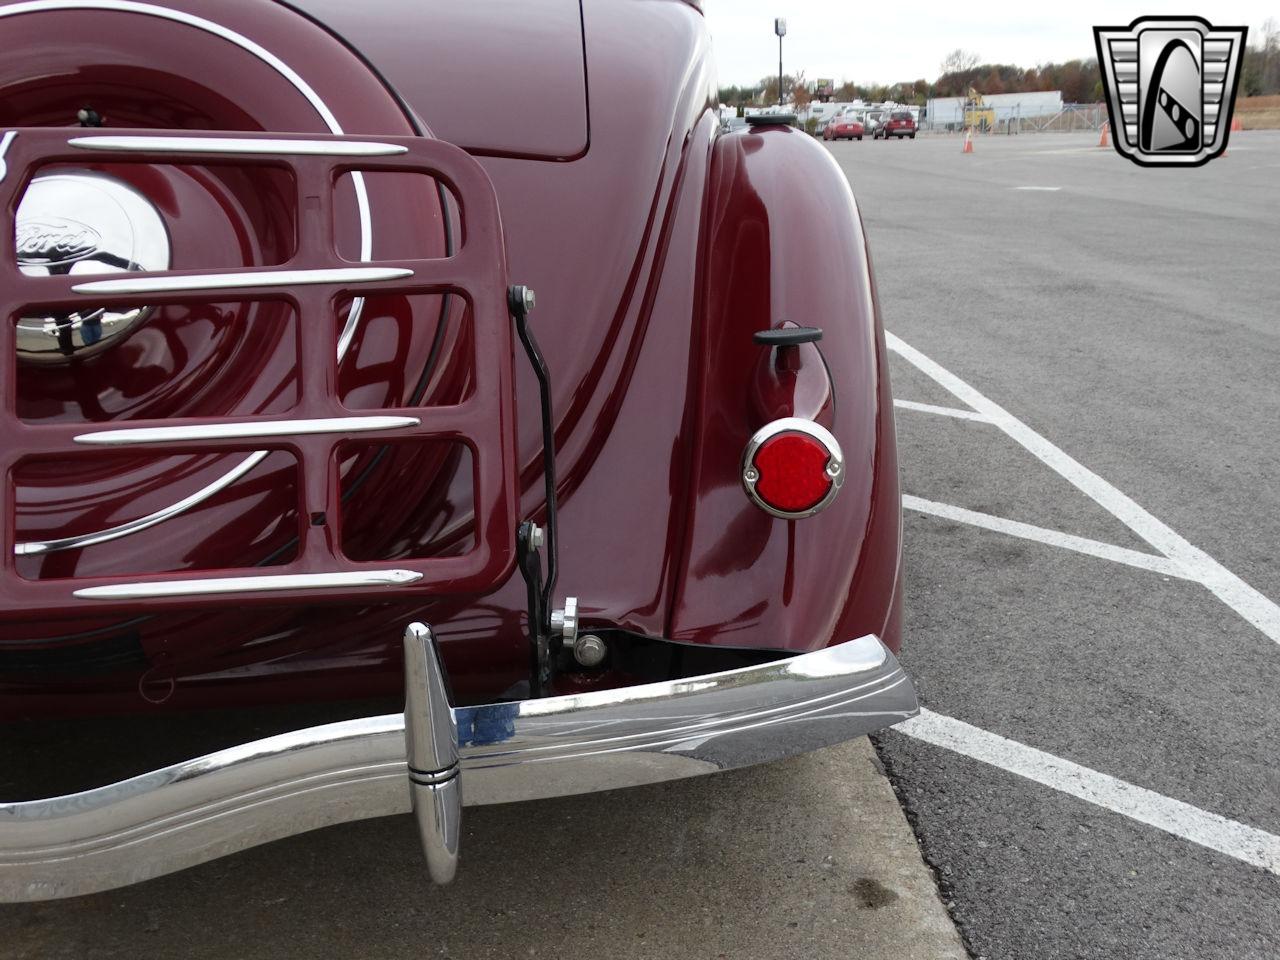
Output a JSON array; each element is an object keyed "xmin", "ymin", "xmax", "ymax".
[{"xmin": 774, "ymin": 17, "xmax": 786, "ymax": 107}]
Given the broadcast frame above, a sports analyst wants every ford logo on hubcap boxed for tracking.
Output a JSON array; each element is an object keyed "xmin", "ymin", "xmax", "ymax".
[
  {"xmin": 16, "ymin": 216, "xmax": 103, "ymax": 266},
  {"xmin": 14, "ymin": 170, "xmax": 171, "ymax": 363}
]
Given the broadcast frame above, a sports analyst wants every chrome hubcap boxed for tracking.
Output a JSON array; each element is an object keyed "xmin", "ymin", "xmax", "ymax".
[{"xmin": 16, "ymin": 170, "xmax": 170, "ymax": 363}]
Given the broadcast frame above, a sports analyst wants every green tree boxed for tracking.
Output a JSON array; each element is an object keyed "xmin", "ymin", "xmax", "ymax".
[{"xmin": 760, "ymin": 72, "xmax": 803, "ymax": 106}]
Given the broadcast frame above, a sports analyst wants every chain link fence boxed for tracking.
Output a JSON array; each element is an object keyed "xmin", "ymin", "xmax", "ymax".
[{"xmin": 923, "ymin": 103, "xmax": 1108, "ymax": 134}]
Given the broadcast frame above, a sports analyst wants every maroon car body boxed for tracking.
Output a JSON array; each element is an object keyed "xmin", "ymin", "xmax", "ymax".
[{"xmin": 0, "ymin": 0, "xmax": 916, "ymax": 899}]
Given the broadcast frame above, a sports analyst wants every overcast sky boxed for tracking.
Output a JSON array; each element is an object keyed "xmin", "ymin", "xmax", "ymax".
[{"xmin": 702, "ymin": 2, "xmax": 1279, "ymax": 87}]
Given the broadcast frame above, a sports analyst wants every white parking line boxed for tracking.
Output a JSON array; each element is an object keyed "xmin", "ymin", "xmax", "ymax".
[
  {"xmin": 1033, "ymin": 146, "xmax": 1109, "ymax": 155},
  {"xmin": 887, "ymin": 332, "xmax": 1280, "ymax": 646},
  {"xmin": 893, "ymin": 399, "xmax": 992, "ymax": 422},
  {"xmin": 897, "ymin": 709, "xmax": 1280, "ymax": 876},
  {"xmin": 902, "ymin": 495, "xmax": 1192, "ymax": 579}
]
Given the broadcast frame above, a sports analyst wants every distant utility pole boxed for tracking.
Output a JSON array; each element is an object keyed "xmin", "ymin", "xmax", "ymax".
[{"xmin": 775, "ymin": 17, "xmax": 786, "ymax": 106}]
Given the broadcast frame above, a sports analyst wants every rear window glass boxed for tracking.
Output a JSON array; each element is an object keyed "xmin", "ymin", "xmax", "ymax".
[{"xmin": 892, "ymin": 112, "xmax": 912, "ymax": 120}]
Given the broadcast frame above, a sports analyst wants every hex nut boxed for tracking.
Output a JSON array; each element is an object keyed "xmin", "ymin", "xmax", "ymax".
[{"xmin": 573, "ymin": 634, "xmax": 607, "ymax": 668}]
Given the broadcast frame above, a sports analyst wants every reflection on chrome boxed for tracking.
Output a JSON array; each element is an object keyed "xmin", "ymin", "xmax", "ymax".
[
  {"xmin": 0, "ymin": 633, "xmax": 917, "ymax": 901},
  {"xmin": 72, "ymin": 568, "xmax": 424, "ymax": 600},
  {"xmin": 15, "ymin": 451, "xmax": 267, "ymax": 556},
  {"xmin": 0, "ymin": 130, "xmax": 14, "ymax": 182},
  {"xmin": 73, "ymin": 414, "xmax": 421, "ymax": 446},
  {"xmin": 69, "ymin": 135, "xmax": 409, "ymax": 156},
  {"xmin": 70, "ymin": 266, "xmax": 414, "ymax": 296},
  {"xmin": 16, "ymin": 171, "xmax": 172, "ymax": 362}
]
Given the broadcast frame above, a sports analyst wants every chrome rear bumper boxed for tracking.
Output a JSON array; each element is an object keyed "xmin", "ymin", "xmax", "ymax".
[{"xmin": 0, "ymin": 626, "xmax": 917, "ymax": 902}]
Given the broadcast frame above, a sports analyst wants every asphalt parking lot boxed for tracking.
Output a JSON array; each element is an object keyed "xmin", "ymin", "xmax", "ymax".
[
  {"xmin": 832, "ymin": 130, "xmax": 1280, "ymax": 959},
  {"xmin": 1, "ymin": 738, "xmax": 964, "ymax": 960}
]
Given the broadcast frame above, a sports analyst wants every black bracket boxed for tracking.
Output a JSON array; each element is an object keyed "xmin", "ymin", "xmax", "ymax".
[{"xmin": 509, "ymin": 285, "xmax": 560, "ymax": 696}]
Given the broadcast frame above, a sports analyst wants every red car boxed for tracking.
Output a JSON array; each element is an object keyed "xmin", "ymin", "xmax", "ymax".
[
  {"xmin": 0, "ymin": 0, "xmax": 915, "ymax": 899},
  {"xmin": 876, "ymin": 110, "xmax": 918, "ymax": 139},
  {"xmin": 823, "ymin": 114, "xmax": 865, "ymax": 140}
]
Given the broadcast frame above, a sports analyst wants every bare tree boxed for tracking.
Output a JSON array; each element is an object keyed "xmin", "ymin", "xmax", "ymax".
[
  {"xmin": 1264, "ymin": 19, "xmax": 1280, "ymax": 94},
  {"xmin": 790, "ymin": 70, "xmax": 811, "ymax": 109},
  {"xmin": 939, "ymin": 48, "xmax": 980, "ymax": 76}
]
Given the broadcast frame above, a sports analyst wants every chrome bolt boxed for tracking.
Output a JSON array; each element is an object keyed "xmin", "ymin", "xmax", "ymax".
[
  {"xmin": 572, "ymin": 634, "xmax": 608, "ymax": 668},
  {"xmin": 550, "ymin": 597, "xmax": 579, "ymax": 643},
  {"xmin": 522, "ymin": 287, "xmax": 536, "ymax": 311},
  {"xmin": 744, "ymin": 467, "xmax": 759, "ymax": 482},
  {"xmin": 527, "ymin": 523, "xmax": 545, "ymax": 549}
]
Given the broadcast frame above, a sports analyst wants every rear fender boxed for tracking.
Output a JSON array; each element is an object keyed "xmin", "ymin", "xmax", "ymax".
[{"xmin": 668, "ymin": 125, "xmax": 902, "ymax": 653}]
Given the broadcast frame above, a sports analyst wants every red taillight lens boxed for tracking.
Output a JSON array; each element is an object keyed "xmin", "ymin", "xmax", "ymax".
[
  {"xmin": 755, "ymin": 434, "xmax": 831, "ymax": 510},
  {"xmin": 742, "ymin": 418, "xmax": 844, "ymax": 518}
]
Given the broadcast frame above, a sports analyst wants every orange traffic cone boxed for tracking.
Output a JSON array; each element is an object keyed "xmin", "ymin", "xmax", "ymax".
[
  {"xmin": 1230, "ymin": 116, "xmax": 1243, "ymax": 132},
  {"xmin": 962, "ymin": 128, "xmax": 974, "ymax": 154},
  {"xmin": 1098, "ymin": 122, "xmax": 1110, "ymax": 147}
]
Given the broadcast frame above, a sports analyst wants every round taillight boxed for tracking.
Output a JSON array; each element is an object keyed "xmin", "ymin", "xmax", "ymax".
[{"xmin": 742, "ymin": 418, "xmax": 844, "ymax": 518}]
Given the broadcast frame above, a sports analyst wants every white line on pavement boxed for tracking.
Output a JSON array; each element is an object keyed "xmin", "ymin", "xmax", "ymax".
[
  {"xmin": 1033, "ymin": 146, "xmax": 1109, "ymax": 155},
  {"xmin": 1012, "ymin": 186, "xmax": 1063, "ymax": 191},
  {"xmin": 886, "ymin": 332, "xmax": 1280, "ymax": 646},
  {"xmin": 902, "ymin": 494, "xmax": 1193, "ymax": 579},
  {"xmin": 896, "ymin": 709, "xmax": 1280, "ymax": 876},
  {"xmin": 894, "ymin": 399, "xmax": 992, "ymax": 422}
]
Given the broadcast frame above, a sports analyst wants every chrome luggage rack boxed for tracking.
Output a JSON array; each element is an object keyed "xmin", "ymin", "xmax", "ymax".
[{"xmin": 0, "ymin": 128, "xmax": 519, "ymax": 618}]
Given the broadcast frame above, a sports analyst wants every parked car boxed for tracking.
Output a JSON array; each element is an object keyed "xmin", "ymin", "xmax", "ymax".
[
  {"xmin": 0, "ymin": 0, "xmax": 916, "ymax": 901},
  {"xmin": 823, "ymin": 114, "xmax": 865, "ymax": 140},
  {"xmin": 862, "ymin": 111, "xmax": 885, "ymax": 138},
  {"xmin": 877, "ymin": 110, "xmax": 918, "ymax": 139}
]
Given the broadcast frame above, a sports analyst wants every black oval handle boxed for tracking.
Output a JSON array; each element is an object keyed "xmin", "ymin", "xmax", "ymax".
[{"xmin": 753, "ymin": 326, "xmax": 823, "ymax": 346}]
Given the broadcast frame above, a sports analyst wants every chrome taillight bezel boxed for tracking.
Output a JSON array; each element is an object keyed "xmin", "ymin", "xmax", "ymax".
[{"xmin": 741, "ymin": 416, "xmax": 845, "ymax": 520}]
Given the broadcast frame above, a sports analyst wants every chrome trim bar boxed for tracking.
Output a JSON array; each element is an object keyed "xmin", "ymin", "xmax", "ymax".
[
  {"xmin": 0, "ymin": 633, "xmax": 916, "ymax": 901},
  {"xmin": 15, "ymin": 451, "xmax": 269, "ymax": 556},
  {"xmin": 69, "ymin": 135, "xmax": 409, "ymax": 156},
  {"xmin": 73, "ymin": 415, "xmax": 420, "ymax": 446},
  {"xmin": 71, "ymin": 266, "xmax": 413, "ymax": 296},
  {"xmin": 72, "ymin": 569, "xmax": 424, "ymax": 600},
  {"xmin": 0, "ymin": 131, "xmax": 15, "ymax": 184}
]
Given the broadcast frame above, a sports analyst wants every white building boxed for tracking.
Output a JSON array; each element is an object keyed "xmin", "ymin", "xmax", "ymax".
[{"xmin": 925, "ymin": 91, "xmax": 1064, "ymax": 129}]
